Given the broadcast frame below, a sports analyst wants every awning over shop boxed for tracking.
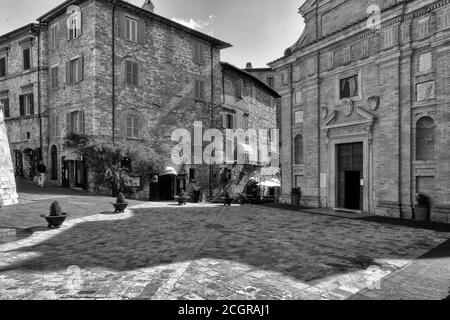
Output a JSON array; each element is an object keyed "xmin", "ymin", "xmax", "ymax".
[
  {"xmin": 160, "ymin": 167, "xmax": 177, "ymax": 176},
  {"xmin": 258, "ymin": 178, "xmax": 281, "ymax": 188}
]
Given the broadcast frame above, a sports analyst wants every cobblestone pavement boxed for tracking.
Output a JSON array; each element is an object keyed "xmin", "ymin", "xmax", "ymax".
[
  {"xmin": 0, "ymin": 180, "xmax": 144, "ymax": 229},
  {"xmin": 1, "ymin": 200, "xmax": 449, "ymax": 300}
]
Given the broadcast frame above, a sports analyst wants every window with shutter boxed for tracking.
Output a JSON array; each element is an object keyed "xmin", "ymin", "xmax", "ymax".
[
  {"xmin": 125, "ymin": 60, "xmax": 138, "ymax": 85},
  {"xmin": 194, "ymin": 80, "xmax": 205, "ymax": 100},
  {"xmin": 0, "ymin": 98, "xmax": 9, "ymax": 118},
  {"xmin": 51, "ymin": 66, "xmax": 59, "ymax": 89},
  {"xmin": 50, "ymin": 24, "xmax": 58, "ymax": 49},
  {"xmin": 19, "ymin": 94, "xmax": 33, "ymax": 116},
  {"xmin": 67, "ymin": 12, "xmax": 82, "ymax": 40},
  {"xmin": 68, "ymin": 57, "xmax": 83, "ymax": 84},
  {"xmin": 126, "ymin": 115, "xmax": 139, "ymax": 139},
  {"xmin": 125, "ymin": 17, "xmax": 138, "ymax": 42},
  {"xmin": 193, "ymin": 41, "xmax": 205, "ymax": 64}
]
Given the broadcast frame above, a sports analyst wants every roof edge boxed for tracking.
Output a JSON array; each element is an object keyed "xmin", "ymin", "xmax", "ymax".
[
  {"xmin": 221, "ymin": 62, "xmax": 280, "ymax": 99},
  {"xmin": 38, "ymin": 0, "xmax": 232, "ymax": 49}
]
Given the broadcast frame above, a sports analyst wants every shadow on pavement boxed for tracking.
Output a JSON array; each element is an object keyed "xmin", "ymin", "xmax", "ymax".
[{"xmin": 0, "ymin": 205, "xmax": 448, "ymax": 285}]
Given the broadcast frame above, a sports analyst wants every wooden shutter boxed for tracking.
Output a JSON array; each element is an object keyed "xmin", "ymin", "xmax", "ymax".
[
  {"xmin": 192, "ymin": 41, "xmax": 199, "ymax": 63},
  {"xmin": 54, "ymin": 66, "xmax": 59, "ymax": 88},
  {"xmin": 117, "ymin": 11, "xmax": 125, "ymax": 38},
  {"xmin": 3, "ymin": 98, "xmax": 9, "ymax": 118},
  {"xmin": 79, "ymin": 56, "xmax": 84, "ymax": 82},
  {"xmin": 19, "ymin": 95, "xmax": 25, "ymax": 116},
  {"xmin": 79, "ymin": 110, "xmax": 85, "ymax": 134},
  {"xmin": 138, "ymin": 20, "xmax": 146, "ymax": 44},
  {"xmin": 67, "ymin": 113, "xmax": 72, "ymax": 134},
  {"xmin": 77, "ymin": 12, "xmax": 82, "ymax": 37},
  {"xmin": 66, "ymin": 61, "xmax": 71, "ymax": 84},
  {"xmin": 29, "ymin": 94, "xmax": 34, "ymax": 115},
  {"xmin": 134, "ymin": 62, "xmax": 139, "ymax": 85},
  {"xmin": 49, "ymin": 28, "xmax": 54, "ymax": 49}
]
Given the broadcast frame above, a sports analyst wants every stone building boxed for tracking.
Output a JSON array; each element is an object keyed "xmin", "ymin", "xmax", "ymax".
[
  {"xmin": 206, "ymin": 62, "xmax": 280, "ymax": 199},
  {"xmin": 0, "ymin": 24, "xmax": 48, "ymax": 181},
  {"xmin": 34, "ymin": 0, "xmax": 231, "ymax": 199},
  {"xmin": 270, "ymin": 0, "xmax": 450, "ymax": 223}
]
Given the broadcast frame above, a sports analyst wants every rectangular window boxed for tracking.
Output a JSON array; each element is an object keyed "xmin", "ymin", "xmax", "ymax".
[
  {"xmin": 193, "ymin": 41, "xmax": 205, "ymax": 64},
  {"xmin": 0, "ymin": 98, "xmax": 9, "ymax": 118},
  {"xmin": 189, "ymin": 168, "xmax": 196, "ymax": 181},
  {"xmin": 23, "ymin": 48, "xmax": 31, "ymax": 70},
  {"xmin": 125, "ymin": 61, "xmax": 139, "ymax": 85},
  {"xmin": 226, "ymin": 114, "xmax": 234, "ymax": 129},
  {"xmin": 19, "ymin": 94, "xmax": 34, "ymax": 116},
  {"xmin": 68, "ymin": 111, "xmax": 84, "ymax": 134},
  {"xmin": 0, "ymin": 57, "xmax": 6, "ymax": 77},
  {"xmin": 125, "ymin": 17, "xmax": 138, "ymax": 42},
  {"xmin": 266, "ymin": 77, "xmax": 274, "ymax": 88},
  {"xmin": 51, "ymin": 66, "xmax": 59, "ymax": 89},
  {"xmin": 194, "ymin": 79, "xmax": 205, "ymax": 100},
  {"xmin": 339, "ymin": 75, "xmax": 359, "ymax": 99},
  {"xmin": 444, "ymin": 9, "xmax": 450, "ymax": 29},
  {"xmin": 67, "ymin": 57, "xmax": 83, "ymax": 84},
  {"xmin": 126, "ymin": 116, "xmax": 139, "ymax": 139},
  {"xmin": 68, "ymin": 15, "xmax": 81, "ymax": 40},
  {"xmin": 50, "ymin": 25, "xmax": 58, "ymax": 49},
  {"xmin": 235, "ymin": 80, "xmax": 244, "ymax": 99}
]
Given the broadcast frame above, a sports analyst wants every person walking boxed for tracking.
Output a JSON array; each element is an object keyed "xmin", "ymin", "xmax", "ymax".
[{"xmin": 36, "ymin": 161, "xmax": 47, "ymax": 188}]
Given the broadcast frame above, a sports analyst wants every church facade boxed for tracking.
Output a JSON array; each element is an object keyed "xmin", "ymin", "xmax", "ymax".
[{"xmin": 269, "ymin": 0, "xmax": 450, "ymax": 223}]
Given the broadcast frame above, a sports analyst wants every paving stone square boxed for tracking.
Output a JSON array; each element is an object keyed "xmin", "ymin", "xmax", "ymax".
[{"xmin": 1, "ymin": 195, "xmax": 449, "ymax": 300}]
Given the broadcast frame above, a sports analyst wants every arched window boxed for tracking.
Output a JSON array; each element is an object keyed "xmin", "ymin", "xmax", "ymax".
[
  {"xmin": 294, "ymin": 134, "xmax": 304, "ymax": 165},
  {"xmin": 416, "ymin": 116, "xmax": 435, "ymax": 161},
  {"xmin": 66, "ymin": 5, "xmax": 82, "ymax": 40}
]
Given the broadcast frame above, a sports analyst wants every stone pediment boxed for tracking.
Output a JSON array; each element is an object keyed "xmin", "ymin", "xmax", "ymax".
[{"xmin": 321, "ymin": 101, "xmax": 376, "ymax": 144}]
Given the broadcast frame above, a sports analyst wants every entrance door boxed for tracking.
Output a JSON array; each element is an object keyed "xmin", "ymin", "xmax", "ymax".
[
  {"xmin": 51, "ymin": 146, "xmax": 58, "ymax": 181},
  {"xmin": 337, "ymin": 142, "xmax": 363, "ymax": 210},
  {"xmin": 159, "ymin": 175, "xmax": 176, "ymax": 201}
]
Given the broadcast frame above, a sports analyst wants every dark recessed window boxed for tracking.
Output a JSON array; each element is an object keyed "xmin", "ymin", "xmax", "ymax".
[
  {"xmin": 267, "ymin": 77, "xmax": 274, "ymax": 88},
  {"xmin": 23, "ymin": 48, "xmax": 31, "ymax": 71},
  {"xmin": 0, "ymin": 57, "xmax": 6, "ymax": 77},
  {"xmin": 340, "ymin": 75, "xmax": 358, "ymax": 99}
]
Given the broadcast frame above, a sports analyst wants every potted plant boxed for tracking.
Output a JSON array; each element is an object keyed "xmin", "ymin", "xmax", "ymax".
[
  {"xmin": 113, "ymin": 192, "xmax": 128, "ymax": 213},
  {"xmin": 41, "ymin": 201, "xmax": 68, "ymax": 228},
  {"xmin": 415, "ymin": 193, "xmax": 430, "ymax": 221},
  {"xmin": 292, "ymin": 188, "xmax": 302, "ymax": 207}
]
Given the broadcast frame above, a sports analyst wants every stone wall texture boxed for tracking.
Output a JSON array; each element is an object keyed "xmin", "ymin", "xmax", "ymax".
[
  {"xmin": 0, "ymin": 106, "xmax": 19, "ymax": 206},
  {"xmin": 271, "ymin": 0, "xmax": 450, "ymax": 223}
]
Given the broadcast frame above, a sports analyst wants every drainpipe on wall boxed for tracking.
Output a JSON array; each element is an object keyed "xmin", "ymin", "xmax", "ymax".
[
  {"xmin": 209, "ymin": 44, "xmax": 215, "ymax": 199},
  {"xmin": 111, "ymin": 1, "xmax": 118, "ymax": 144},
  {"xmin": 33, "ymin": 24, "xmax": 43, "ymax": 161}
]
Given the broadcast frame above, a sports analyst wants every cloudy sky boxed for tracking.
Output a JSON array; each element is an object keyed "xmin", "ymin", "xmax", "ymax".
[{"xmin": 0, "ymin": 0, "xmax": 306, "ymax": 67}]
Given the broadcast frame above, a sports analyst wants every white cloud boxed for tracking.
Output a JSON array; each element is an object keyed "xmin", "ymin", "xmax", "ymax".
[{"xmin": 172, "ymin": 15, "xmax": 216, "ymax": 30}]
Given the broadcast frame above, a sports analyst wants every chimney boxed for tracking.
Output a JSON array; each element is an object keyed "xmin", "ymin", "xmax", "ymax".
[
  {"xmin": 142, "ymin": 0, "xmax": 155, "ymax": 13},
  {"xmin": 245, "ymin": 62, "xmax": 253, "ymax": 70}
]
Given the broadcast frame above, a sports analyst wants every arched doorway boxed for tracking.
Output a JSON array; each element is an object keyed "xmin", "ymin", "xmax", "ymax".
[
  {"xmin": 51, "ymin": 146, "xmax": 58, "ymax": 181},
  {"xmin": 13, "ymin": 150, "xmax": 23, "ymax": 178},
  {"xmin": 23, "ymin": 148, "xmax": 35, "ymax": 180}
]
